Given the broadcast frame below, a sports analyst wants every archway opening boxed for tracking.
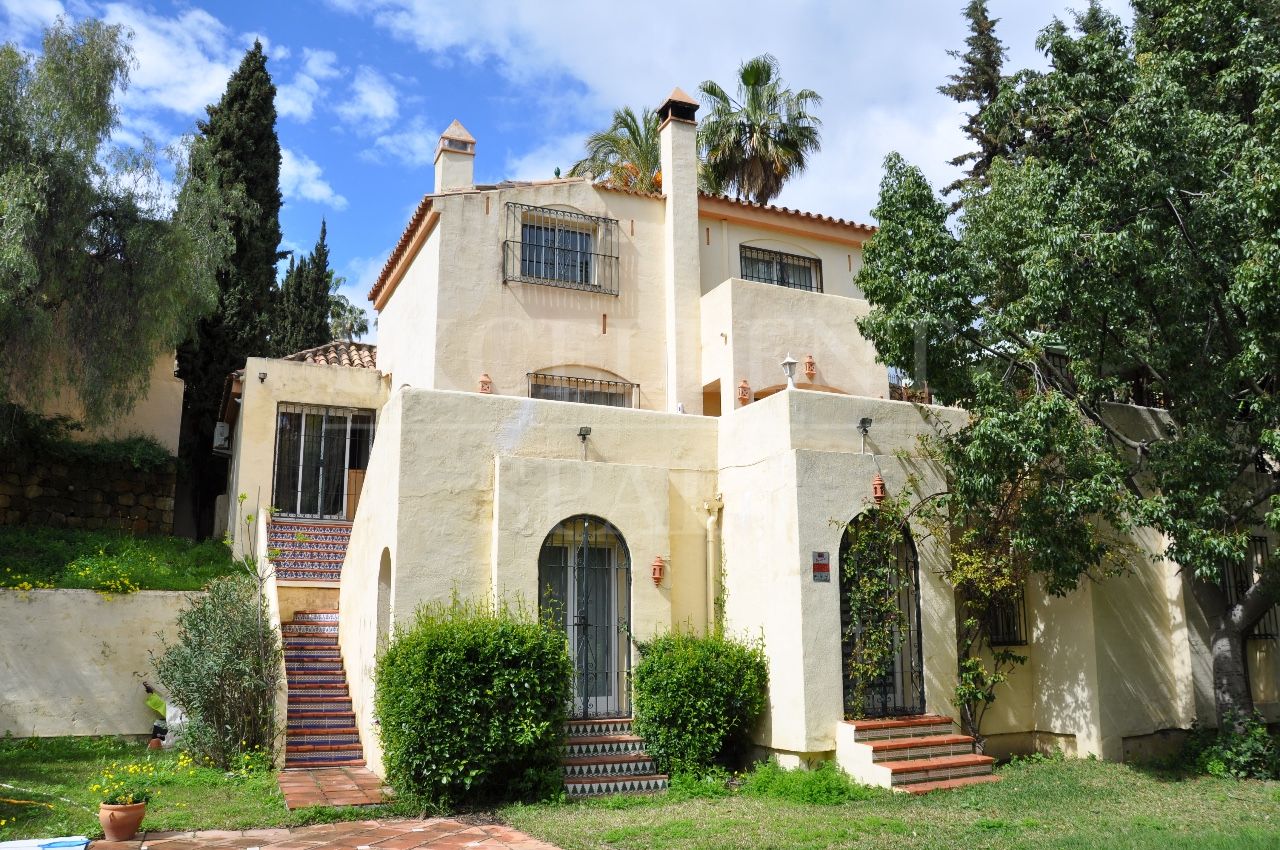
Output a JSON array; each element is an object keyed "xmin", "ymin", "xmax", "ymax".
[{"xmin": 538, "ymin": 515, "xmax": 632, "ymax": 718}]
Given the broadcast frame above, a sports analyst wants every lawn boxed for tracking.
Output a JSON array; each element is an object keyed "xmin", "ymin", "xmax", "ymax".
[
  {"xmin": 0, "ymin": 525, "xmax": 237, "ymax": 592},
  {"xmin": 0, "ymin": 737, "xmax": 423, "ymax": 840},
  {"xmin": 503, "ymin": 758, "xmax": 1280, "ymax": 850}
]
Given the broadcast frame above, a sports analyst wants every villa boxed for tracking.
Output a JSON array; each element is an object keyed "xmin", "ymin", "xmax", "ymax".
[{"xmin": 215, "ymin": 88, "xmax": 1279, "ymax": 794}]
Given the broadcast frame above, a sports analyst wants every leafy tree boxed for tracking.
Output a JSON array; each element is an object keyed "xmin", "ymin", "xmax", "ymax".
[
  {"xmin": 857, "ymin": 0, "xmax": 1280, "ymax": 730},
  {"xmin": 937, "ymin": 0, "xmax": 1014, "ymax": 206},
  {"xmin": 568, "ymin": 106, "xmax": 663, "ymax": 193},
  {"xmin": 698, "ymin": 54, "xmax": 822, "ymax": 205},
  {"xmin": 274, "ymin": 220, "xmax": 336, "ymax": 355},
  {"xmin": 0, "ymin": 20, "xmax": 229, "ymax": 437},
  {"xmin": 329, "ymin": 294, "xmax": 368, "ymax": 342},
  {"xmin": 176, "ymin": 41, "xmax": 283, "ymax": 537}
]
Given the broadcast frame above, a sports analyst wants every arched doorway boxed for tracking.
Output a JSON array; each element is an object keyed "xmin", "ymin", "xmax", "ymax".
[
  {"xmin": 538, "ymin": 515, "xmax": 632, "ymax": 718},
  {"xmin": 838, "ymin": 513, "xmax": 925, "ymax": 718}
]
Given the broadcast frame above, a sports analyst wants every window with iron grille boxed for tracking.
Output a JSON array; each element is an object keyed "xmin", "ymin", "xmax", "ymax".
[
  {"xmin": 739, "ymin": 245, "xmax": 822, "ymax": 292},
  {"xmin": 1224, "ymin": 536, "xmax": 1280, "ymax": 640},
  {"xmin": 528, "ymin": 372, "xmax": 638, "ymax": 408},
  {"xmin": 503, "ymin": 203, "xmax": 620, "ymax": 295},
  {"xmin": 987, "ymin": 590, "xmax": 1028, "ymax": 646}
]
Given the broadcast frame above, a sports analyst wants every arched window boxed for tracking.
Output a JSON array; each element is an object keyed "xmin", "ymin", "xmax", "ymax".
[
  {"xmin": 838, "ymin": 512, "xmax": 924, "ymax": 718},
  {"xmin": 538, "ymin": 515, "xmax": 632, "ymax": 718}
]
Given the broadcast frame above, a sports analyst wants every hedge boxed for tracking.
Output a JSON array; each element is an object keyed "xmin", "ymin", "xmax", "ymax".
[{"xmin": 374, "ymin": 600, "xmax": 572, "ymax": 805}]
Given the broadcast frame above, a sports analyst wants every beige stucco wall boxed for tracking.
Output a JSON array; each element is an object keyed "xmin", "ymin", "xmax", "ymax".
[
  {"xmin": 34, "ymin": 351, "xmax": 184, "ymax": 454},
  {"xmin": 224, "ymin": 357, "xmax": 388, "ymax": 555},
  {"xmin": 0, "ymin": 589, "xmax": 190, "ymax": 737},
  {"xmin": 701, "ymin": 277, "xmax": 888, "ymax": 414},
  {"xmin": 698, "ymin": 218, "xmax": 865, "ymax": 300}
]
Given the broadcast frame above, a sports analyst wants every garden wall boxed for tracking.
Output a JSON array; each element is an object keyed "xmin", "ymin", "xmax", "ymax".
[
  {"xmin": 0, "ymin": 457, "xmax": 176, "ymax": 535},
  {"xmin": 0, "ymin": 589, "xmax": 192, "ymax": 737}
]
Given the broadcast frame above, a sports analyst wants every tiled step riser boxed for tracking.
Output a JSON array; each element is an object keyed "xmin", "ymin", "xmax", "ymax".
[
  {"xmin": 290, "ymin": 703, "xmax": 353, "ymax": 713},
  {"xmin": 566, "ymin": 719, "xmax": 633, "ymax": 738},
  {"xmin": 285, "ymin": 660, "xmax": 344, "ymax": 670},
  {"xmin": 284, "ymin": 754, "xmax": 365, "ymax": 767},
  {"xmin": 892, "ymin": 763, "xmax": 993, "ymax": 786},
  {"xmin": 564, "ymin": 740, "xmax": 646, "ymax": 759},
  {"xmin": 282, "ymin": 625, "xmax": 339, "ymax": 636},
  {"xmin": 564, "ymin": 776, "xmax": 668, "ymax": 797},
  {"xmin": 277, "ymin": 571, "xmax": 342, "ymax": 582},
  {"xmin": 288, "ymin": 732, "xmax": 361, "ymax": 747},
  {"xmin": 291, "ymin": 611, "xmax": 340, "ymax": 622},
  {"xmin": 854, "ymin": 722, "xmax": 955, "ymax": 742},
  {"xmin": 288, "ymin": 717, "xmax": 356, "ymax": 731},
  {"xmin": 873, "ymin": 742, "xmax": 975, "ymax": 763},
  {"xmin": 564, "ymin": 760, "xmax": 657, "ymax": 779}
]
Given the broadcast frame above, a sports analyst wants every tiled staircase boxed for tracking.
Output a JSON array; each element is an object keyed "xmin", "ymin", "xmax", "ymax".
[
  {"xmin": 269, "ymin": 520, "xmax": 351, "ymax": 582},
  {"xmin": 561, "ymin": 717, "xmax": 668, "ymax": 797},
  {"xmin": 835, "ymin": 714, "xmax": 999, "ymax": 794},
  {"xmin": 283, "ymin": 609, "xmax": 365, "ymax": 768}
]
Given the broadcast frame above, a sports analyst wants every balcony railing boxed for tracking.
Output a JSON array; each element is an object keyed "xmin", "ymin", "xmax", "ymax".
[
  {"xmin": 503, "ymin": 203, "xmax": 620, "ymax": 295},
  {"xmin": 528, "ymin": 372, "xmax": 639, "ymax": 408},
  {"xmin": 740, "ymin": 245, "xmax": 823, "ymax": 293}
]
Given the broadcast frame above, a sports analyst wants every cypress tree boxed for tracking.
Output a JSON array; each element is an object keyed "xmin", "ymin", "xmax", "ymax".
[
  {"xmin": 275, "ymin": 220, "xmax": 336, "ymax": 355},
  {"xmin": 176, "ymin": 41, "xmax": 283, "ymax": 537},
  {"xmin": 938, "ymin": 0, "xmax": 1011, "ymax": 206}
]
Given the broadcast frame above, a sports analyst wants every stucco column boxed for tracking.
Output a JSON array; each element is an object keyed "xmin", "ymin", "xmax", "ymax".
[{"xmin": 658, "ymin": 88, "xmax": 702, "ymax": 414}]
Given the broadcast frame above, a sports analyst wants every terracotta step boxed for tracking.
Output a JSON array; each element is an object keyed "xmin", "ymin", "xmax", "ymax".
[
  {"xmin": 845, "ymin": 714, "xmax": 954, "ymax": 731},
  {"xmin": 283, "ymin": 756, "xmax": 365, "ymax": 768},
  {"xmin": 869, "ymin": 734, "xmax": 976, "ymax": 762},
  {"xmin": 903, "ymin": 774, "xmax": 1001, "ymax": 795},
  {"xmin": 882, "ymin": 753, "xmax": 995, "ymax": 786},
  {"xmin": 845, "ymin": 715, "xmax": 956, "ymax": 741}
]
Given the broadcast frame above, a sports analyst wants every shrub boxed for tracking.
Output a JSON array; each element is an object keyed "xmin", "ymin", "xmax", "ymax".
[
  {"xmin": 632, "ymin": 630, "xmax": 768, "ymax": 776},
  {"xmin": 0, "ymin": 403, "xmax": 173, "ymax": 470},
  {"xmin": 740, "ymin": 759, "xmax": 876, "ymax": 805},
  {"xmin": 152, "ymin": 574, "xmax": 281, "ymax": 770},
  {"xmin": 374, "ymin": 599, "xmax": 572, "ymax": 805},
  {"xmin": 1182, "ymin": 712, "xmax": 1279, "ymax": 780}
]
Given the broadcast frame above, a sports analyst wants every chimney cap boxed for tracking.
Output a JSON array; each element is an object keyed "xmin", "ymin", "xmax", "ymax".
[
  {"xmin": 658, "ymin": 87, "xmax": 699, "ymax": 125},
  {"xmin": 663, "ymin": 86, "xmax": 699, "ymax": 107},
  {"xmin": 440, "ymin": 119, "xmax": 476, "ymax": 143}
]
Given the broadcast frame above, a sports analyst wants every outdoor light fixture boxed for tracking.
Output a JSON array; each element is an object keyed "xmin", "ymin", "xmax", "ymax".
[
  {"xmin": 804, "ymin": 355, "xmax": 816, "ymax": 381},
  {"xmin": 737, "ymin": 379, "xmax": 751, "ymax": 405},
  {"xmin": 258, "ymin": 371, "xmax": 267, "ymax": 384},
  {"xmin": 872, "ymin": 472, "xmax": 887, "ymax": 505},
  {"xmin": 781, "ymin": 354, "xmax": 799, "ymax": 389},
  {"xmin": 857, "ymin": 417, "xmax": 873, "ymax": 454},
  {"xmin": 651, "ymin": 555, "xmax": 665, "ymax": 586},
  {"xmin": 578, "ymin": 426, "xmax": 591, "ymax": 461},
  {"xmin": 478, "ymin": 373, "xmax": 492, "ymax": 394}
]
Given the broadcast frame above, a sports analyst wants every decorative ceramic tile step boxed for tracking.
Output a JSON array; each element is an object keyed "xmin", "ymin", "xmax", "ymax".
[
  {"xmin": 566, "ymin": 717, "xmax": 634, "ymax": 738},
  {"xmin": 288, "ymin": 699, "xmax": 353, "ymax": 712},
  {"xmin": 845, "ymin": 714, "xmax": 958, "ymax": 741},
  {"xmin": 563, "ymin": 774, "xmax": 669, "ymax": 797},
  {"xmin": 288, "ymin": 730, "xmax": 361, "ymax": 747},
  {"xmin": 276, "ymin": 568, "xmax": 345, "ymax": 581},
  {"xmin": 869, "ymin": 734, "xmax": 979, "ymax": 762},
  {"xmin": 285, "ymin": 660, "xmax": 343, "ymax": 671},
  {"xmin": 288, "ymin": 712, "xmax": 357, "ymax": 730},
  {"xmin": 563, "ymin": 754, "xmax": 658, "ymax": 779},
  {"xmin": 283, "ymin": 752, "xmax": 366, "ymax": 768},
  {"xmin": 282, "ymin": 623, "xmax": 339, "ymax": 636},
  {"xmin": 563, "ymin": 734, "xmax": 647, "ymax": 759},
  {"xmin": 883, "ymin": 753, "xmax": 995, "ymax": 786},
  {"xmin": 270, "ymin": 520, "xmax": 351, "ymax": 585},
  {"xmin": 904, "ymin": 774, "xmax": 1002, "ymax": 795},
  {"xmin": 291, "ymin": 610, "xmax": 340, "ymax": 622}
]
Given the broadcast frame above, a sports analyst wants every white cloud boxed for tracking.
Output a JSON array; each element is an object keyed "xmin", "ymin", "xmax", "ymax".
[
  {"xmin": 503, "ymin": 133, "xmax": 585, "ymax": 183},
  {"xmin": 336, "ymin": 66, "xmax": 399, "ymax": 131},
  {"xmin": 369, "ymin": 116, "xmax": 438, "ymax": 167},
  {"xmin": 0, "ymin": 0, "xmax": 64, "ymax": 40},
  {"xmin": 277, "ymin": 49, "xmax": 342, "ymax": 122},
  {"xmin": 330, "ymin": 0, "xmax": 1133, "ymax": 222},
  {"xmin": 303, "ymin": 48, "xmax": 341, "ymax": 80},
  {"xmin": 281, "ymin": 148, "xmax": 348, "ymax": 210}
]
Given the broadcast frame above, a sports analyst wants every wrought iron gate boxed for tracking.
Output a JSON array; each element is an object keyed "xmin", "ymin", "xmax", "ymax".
[
  {"xmin": 538, "ymin": 515, "xmax": 632, "ymax": 718},
  {"xmin": 838, "ymin": 517, "xmax": 926, "ymax": 718}
]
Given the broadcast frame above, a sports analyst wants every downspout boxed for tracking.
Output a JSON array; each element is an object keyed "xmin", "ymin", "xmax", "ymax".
[{"xmin": 704, "ymin": 494, "xmax": 724, "ymax": 632}]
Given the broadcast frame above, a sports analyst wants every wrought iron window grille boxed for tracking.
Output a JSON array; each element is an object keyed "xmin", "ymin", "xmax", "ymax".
[
  {"xmin": 527, "ymin": 372, "xmax": 639, "ymax": 409},
  {"xmin": 1223, "ymin": 536, "xmax": 1279, "ymax": 640},
  {"xmin": 503, "ymin": 202, "xmax": 620, "ymax": 295},
  {"xmin": 987, "ymin": 590, "xmax": 1029, "ymax": 647},
  {"xmin": 739, "ymin": 245, "xmax": 823, "ymax": 293},
  {"xmin": 271, "ymin": 404, "xmax": 376, "ymax": 520}
]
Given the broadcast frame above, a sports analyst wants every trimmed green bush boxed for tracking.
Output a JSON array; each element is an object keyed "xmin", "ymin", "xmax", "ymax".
[
  {"xmin": 632, "ymin": 630, "xmax": 768, "ymax": 776},
  {"xmin": 1182, "ymin": 712, "xmax": 1279, "ymax": 780},
  {"xmin": 374, "ymin": 600, "xmax": 572, "ymax": 805},
  {"xmin": 741, "ymin": 759, "xmax": 877, "ymax": 805}
]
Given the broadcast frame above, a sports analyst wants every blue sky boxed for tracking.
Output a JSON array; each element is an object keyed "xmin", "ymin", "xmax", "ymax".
[{"xmin": 2, "ymin": 0, "xmax": 1132, "ymax": 341}]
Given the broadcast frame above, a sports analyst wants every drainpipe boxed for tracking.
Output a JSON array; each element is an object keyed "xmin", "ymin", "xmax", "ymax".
[{"xmin": 704, "ymin": 494, "xmax": 724, "ymax": 632}]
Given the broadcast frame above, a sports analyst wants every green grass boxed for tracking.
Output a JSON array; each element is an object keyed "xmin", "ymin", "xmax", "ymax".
[
  {"xmin": 503, "ymin": 758, "xmax": 1280, "ymax": 850},
  {"xmin": 0, "ymin": 737, "xmax": 431, "ymax": 840},
  {"xmin": 0, "ymin": 525, "xmax": 236, "ymax": 592}
]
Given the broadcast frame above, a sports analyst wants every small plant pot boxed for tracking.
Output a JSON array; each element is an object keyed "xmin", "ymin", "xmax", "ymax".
[{"xmin": 98, "ymin": 802, "xmax": 146, "ymax": 841}]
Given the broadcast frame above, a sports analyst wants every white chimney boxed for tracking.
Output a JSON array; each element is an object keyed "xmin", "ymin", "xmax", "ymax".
[
  {"xmin": 434, "ymin": 119, "xmax": 476, "ymax": 192},
  {"xmin": 658, "ymin": 87, "xmax": 702, "ymax": 413}
]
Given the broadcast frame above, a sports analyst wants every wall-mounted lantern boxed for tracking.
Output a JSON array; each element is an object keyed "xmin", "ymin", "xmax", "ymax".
[
  {"xmin": 872, "ymin": 472, "xmax": 886, "ymax": 505},
  {"xmin": 804, "ymin": 355, "xmax": 816, "ymax": 381},
  {"xmin": 257, "ymin": 371, "xmax": 267, "ymax": 384},
  {"xmin": 651, "ymin": 555, "xmax": 665, "ymax": 586},
  {"xmin": 737, "ymin": 379, "xmax": 752, "ymax": 405},
  {"xmin": 478, "ymin": 373, "xmax": 492, "ymax": 393},
  {"xmin": 781, "ymin": 353, "xmax": 799, "ymax": 389}
]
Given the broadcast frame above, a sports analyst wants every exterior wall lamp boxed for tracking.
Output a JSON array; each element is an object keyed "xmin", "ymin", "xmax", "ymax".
[
  {"xmin": 478, "ymin": 373, "xmax": 492, "ymax": 393},
  {"xmin": 737, "ymin": 379, "xmax": 752, "ymax": 405},
  {"xmin": 781, "ymin": 354, "xmax": 799, "ymax": 389},
  {"xmin": 651, "ymin": 555, "xmax": 665, "ymax": 586},
  {"xmin": 803, "ymin": 355, "xmax": 816, "ymax": 381},
  {"xmin": 872, "ymin": 472, "xmax": 887, "ymax": 505},
  {"xmin": 257, "ymin": 371, "xmax": 267, "ymax": 384},
  {"xmin": 857, "ymin": 417, "xmax": 873, "ymax": 454}
]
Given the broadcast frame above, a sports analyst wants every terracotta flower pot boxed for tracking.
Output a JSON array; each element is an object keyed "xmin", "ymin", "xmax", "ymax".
[{"xmin": 98, "ymin": 801, "xmax": 146, "ymax": 841}]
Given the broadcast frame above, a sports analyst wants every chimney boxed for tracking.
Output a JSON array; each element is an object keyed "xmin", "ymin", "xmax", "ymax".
[
  {"xmin": 434, "ymin": 119, "xmax": 475, "ymax": 192},
  {"xmin": 657, "ymin": 87, "xmax": 702, "ymax": 413}
]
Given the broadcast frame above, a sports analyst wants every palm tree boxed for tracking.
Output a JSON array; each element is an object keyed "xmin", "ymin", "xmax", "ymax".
[
  {"xmin": 568, "ymin": 106, "xmax": 663, "ymax": 193},
  {"xmin": 329, "ymin": 294, "xmax": 368, "ymax": 341},
  {"xmin": 698, "ymin": 54, "xmax": 823, "ymax": 206}
]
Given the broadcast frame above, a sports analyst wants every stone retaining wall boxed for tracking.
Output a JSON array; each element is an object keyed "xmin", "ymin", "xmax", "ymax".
[{"xmin": 0, "ymin": 457, "xmax": 176, "ymax": 535}]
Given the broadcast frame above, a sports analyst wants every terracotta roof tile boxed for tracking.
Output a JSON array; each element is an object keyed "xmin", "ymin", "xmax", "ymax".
[
  {"xmin": 698, "ymin": 192, "xmax": 877, "ymax": 234},
  {"xmin": 282, "ymin": 341, "xmax": 378, "ymax": 369},
  {"xmin": 663, "ymin": 86, "xmax": 699, "ymax": 106},
  {"xmin": 368, "ymin": 195, "xmax": 433, "ymax": 304}
]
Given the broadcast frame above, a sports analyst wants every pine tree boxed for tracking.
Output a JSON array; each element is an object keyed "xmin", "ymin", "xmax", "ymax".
[
  {"xmin": 176, "ymin": 40, "xmax": 283, "ymax": 537},
  {"xmin": 938, "ymin": 1, "xmax": 1011, "ymax": 206},
  {"xmin": 275, "ymin": 220, "xmax": 335, "ymax": 355}
]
